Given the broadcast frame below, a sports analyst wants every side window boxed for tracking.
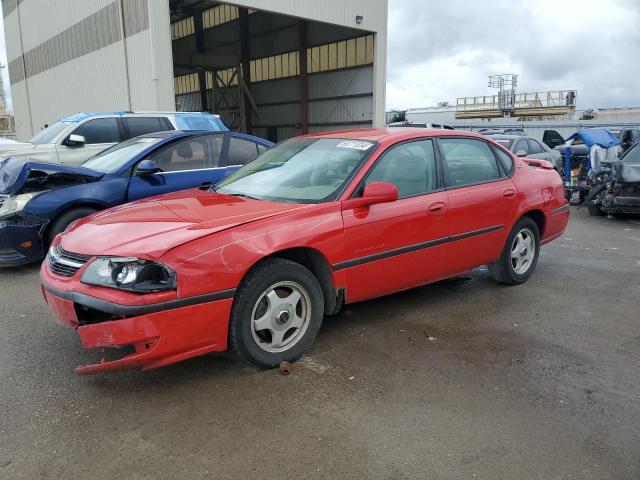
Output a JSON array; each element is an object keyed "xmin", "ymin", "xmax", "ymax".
[
  {"xmin": 203, "ymin": 134, "xmax": 224, "ymax": 167},
  {"xmin": 440, "ymin": 138, "xmax": 501, "ymax": 187},
  {"xmin": 126, "ymin": 117, "xmax": 172, "ymax": 138},
  {"xmin": 528, "ymin": 139, "xmax": 545, "ymax": 154},
  {"xmin": 494, "ymin": 147, "xmax": 515, "ymax": 176},
  {"xmin": 227, "ymin": 137, "xmax": 259, "ymax": 165},
  {"xmin": 365, "ymin": 139, "xmax": 438, "ymax": 198},
  {"xmin": 71, "ymin": 118, "xmax": 120, "ymax": 144},
  {"xmin": 148, "ymin": 138, "xmax": 208, "ymax": 172},
  {"xmin": 513, "ymin": 140, "xmax": 530, "ymax": 155}
]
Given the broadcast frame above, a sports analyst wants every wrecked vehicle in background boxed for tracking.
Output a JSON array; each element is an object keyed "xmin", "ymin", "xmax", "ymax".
[
  {"xmin": 550, "ymin": 128, "xmax": 620, "ymax": 204},
  {"xmin": 0, "ymin": 131, "xmax": 273, "ymax": 266},
  {"xmin": 586, "ymin": 140, "xmax": 640, "ymax": 216}
]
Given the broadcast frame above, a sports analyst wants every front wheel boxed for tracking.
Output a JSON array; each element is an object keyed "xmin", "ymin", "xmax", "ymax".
[
  {"xmin": 228, "ymin": 258, "xmax": 324, "ymax": 368},
  {"xmin": 488, "ymin": 217, "xmax": 540, "ymax": 285}
]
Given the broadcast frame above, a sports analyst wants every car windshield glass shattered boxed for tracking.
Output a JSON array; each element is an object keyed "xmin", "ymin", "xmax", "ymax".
[
  {"xmin": 82, "ymin": 137, "xmax": 163, "ymax": 173},
  {"xmin": 29, "ymin": 121, "xmax": 72, "ymax": 144},
  {"xmin": 215, "ymin": 138, "xmax": 376, "ymax": 203}
]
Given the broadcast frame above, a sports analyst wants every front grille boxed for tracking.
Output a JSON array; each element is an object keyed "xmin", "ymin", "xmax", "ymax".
[{"xmin": 47, "ymin": 244, "xmax": 93, "ymax": 277}]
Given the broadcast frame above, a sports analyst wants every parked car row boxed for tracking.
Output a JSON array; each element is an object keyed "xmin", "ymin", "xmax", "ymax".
[{"xmin": 0, "ymin": 128, "xmax": 273, "ymax": 266}]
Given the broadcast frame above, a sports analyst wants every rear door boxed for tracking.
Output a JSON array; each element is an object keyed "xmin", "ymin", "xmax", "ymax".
[
  {"xmin": 438, "ymin": 137, "xmax": 519, "ymax": 274},
  {"xmin": 342, "ymin": 138, "xmax": 451, "ymax": 302},
  {"xmin": 124, "ymin": 117, "xmax": 174, "ymax": 139},
  {"xmin": 127, "ymin": 134, "xmax": 226, "ymax": 201}
]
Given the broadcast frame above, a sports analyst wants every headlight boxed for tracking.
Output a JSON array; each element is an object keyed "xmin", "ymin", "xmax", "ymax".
[
  {"xmin": 81, "ymin": 257, "xmax": 177, "ymax": 293},
  {"xmin": 0, "ymin": 193, "xmax": 40, "ymax": 220}
]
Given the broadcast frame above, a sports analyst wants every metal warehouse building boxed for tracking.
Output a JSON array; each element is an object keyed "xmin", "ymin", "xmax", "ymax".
[{"xmin": 3, "ymin": 0, "xmax": 388, "ymax": 142}]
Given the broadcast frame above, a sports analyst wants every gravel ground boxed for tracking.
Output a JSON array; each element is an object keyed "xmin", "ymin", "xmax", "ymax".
[{"xmin": 1, "ymin": 207, "xmax": 639, "ymax": 479}]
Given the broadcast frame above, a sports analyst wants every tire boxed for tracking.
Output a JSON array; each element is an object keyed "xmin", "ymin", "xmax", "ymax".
[
  {"xmin": 228, "ymin": 258, "xmax": 324, "ymax": 368},
  {"xmin": 587, "ymin": 202, "xmax": 605, "ymax": 216},
  {"xmin": 46, "ymin": 207, "xmax": 98, "ymax": 246},
  {"xmin": 488, "ymin": 217, "xmax": 540, "ymax": 285}
]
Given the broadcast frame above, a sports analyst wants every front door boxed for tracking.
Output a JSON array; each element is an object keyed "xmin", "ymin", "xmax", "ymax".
[
  {"xmin": 341, "ymin": 138, "xmax": 451, "ymax": 302},
  {"xmin": 57, "ymin": 117, "xmax": 122, "ymax": 165},
  {"xmin": 127, "ymin": 134, "xmax": 227, "ymax": 202},
  {"xmin": 438, "ymin": 137, "xmax": 519, "ymax": 274}
]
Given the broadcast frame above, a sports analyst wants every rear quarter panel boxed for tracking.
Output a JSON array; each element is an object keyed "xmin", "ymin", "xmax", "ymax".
[{"xmin": 510, "ymin": 158, "xmax": 569, "ymax": 243}]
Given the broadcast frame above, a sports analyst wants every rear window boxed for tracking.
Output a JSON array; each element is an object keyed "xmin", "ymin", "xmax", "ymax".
[{"xmin": 127, "ymin": 117, "xmax": 171, "ymax": 138}]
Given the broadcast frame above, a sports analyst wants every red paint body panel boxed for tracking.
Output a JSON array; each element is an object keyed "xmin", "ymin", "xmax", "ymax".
[{"xmin": 40, "ymin": 128, "xmax": 569, "ymax": 373}]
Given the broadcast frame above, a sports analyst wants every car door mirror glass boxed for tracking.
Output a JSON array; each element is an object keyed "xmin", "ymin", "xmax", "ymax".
[
  {"xmin": 66, "ymin": 134, "xmax": 86, "ymax": 147},
  {"xmin": 136, "ymin": 159, "xmax": 161, "ymax": 176}
]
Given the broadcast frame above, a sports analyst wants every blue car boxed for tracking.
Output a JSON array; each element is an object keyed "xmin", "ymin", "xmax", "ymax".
[{"xmin": 0, "ymin": 130, "xmax": 273, "ymax": 266}]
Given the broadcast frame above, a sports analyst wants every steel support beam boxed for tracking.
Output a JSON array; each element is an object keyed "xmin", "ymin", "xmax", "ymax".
[
  {"xmin": 193, "ymin": 8, "xmax": 208, "ymax": 112},
  {"xmin": 298, "ymin": 20, "xmax": 309, "ymax": 135},
  {"xmin": 239, "ymin": 8, "xmax": 252, "ymax": 133}
]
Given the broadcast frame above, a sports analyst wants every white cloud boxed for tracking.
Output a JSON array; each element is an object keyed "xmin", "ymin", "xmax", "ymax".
[{"xmin": 386, "ymin": 0, "xmax": 640, "ymax": 110}]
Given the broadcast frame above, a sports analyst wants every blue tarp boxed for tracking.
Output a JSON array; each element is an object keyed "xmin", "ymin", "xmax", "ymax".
[{"xmin": 565, "ymin": 128, "xmax": 620, "ymax": 148}]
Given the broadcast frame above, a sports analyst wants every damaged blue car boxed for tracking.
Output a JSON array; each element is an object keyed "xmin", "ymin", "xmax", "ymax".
[{"xmin": 0, "ymin": 130, "xmax": 273, "ymax": 266}]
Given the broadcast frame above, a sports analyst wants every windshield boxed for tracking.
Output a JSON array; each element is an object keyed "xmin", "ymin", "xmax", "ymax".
[
  {"xmin": 30, "ymin": 121, "xmax": 72, "ymax": 144},
  {"xmin": 621, "ymin": 143, "xmax": 640, "ymax": 164},
  {"xmin": 215, "ymin": 138, "xmax": 376, "ymax": 203},
  {"xmin": 82, "ymin": 137, "xmax": 163, "ymax": 173}
]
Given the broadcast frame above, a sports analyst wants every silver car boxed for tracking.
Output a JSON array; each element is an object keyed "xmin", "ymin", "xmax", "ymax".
[
  {"xmin": 483, "ymin": 133, "xmax": 562, "ymax": 170},
  {"xmin": 0, "ymin": 112, "xmax": 227, "ymax": 166}
]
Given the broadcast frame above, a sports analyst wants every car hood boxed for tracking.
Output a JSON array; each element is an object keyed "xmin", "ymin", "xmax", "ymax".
[
  {"xmin": 60, "ymin": 189, "xmax": 309, "ymax": 259},
  {"xmin": 0, "ymin": 142, "xmax": 37, "ymax": 153},
  {"xmin": 0, "ymin": 158, "xmax": 103, "ymax": 195}
]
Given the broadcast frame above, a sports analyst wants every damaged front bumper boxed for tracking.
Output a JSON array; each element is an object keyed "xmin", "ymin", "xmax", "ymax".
[
  {"xmin": 41, "ymin": 269, "xmax": 234, "ymax": 374},
  {"xmin": 0, "ymin": 214, "xmax": 49, "ymax": 266},
  {"xmin": 602, "ymin": 193, "xmax": 640, "ymax": 214}
]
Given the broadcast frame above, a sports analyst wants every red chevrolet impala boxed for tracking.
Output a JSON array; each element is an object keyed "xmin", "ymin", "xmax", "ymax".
[{"xmin": 40, "ymin": 129, "xmax": 569, "ymax": 374}]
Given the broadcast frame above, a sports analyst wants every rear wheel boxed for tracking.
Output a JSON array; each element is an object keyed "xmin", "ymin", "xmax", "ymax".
[
  {"xmin": 489, "ymin": 217, "xmax": 540, "ymax": 285},
  {"xmin": 46, "ymin": 207, "xmax": 98, "ymax": 246},
  {"xmin": 229, "ymin": 258, "xmax": 324, "ymax": 368},
  {"xmin": 587, "ymin": 202, "xmax": 605, "ymax": 216}
]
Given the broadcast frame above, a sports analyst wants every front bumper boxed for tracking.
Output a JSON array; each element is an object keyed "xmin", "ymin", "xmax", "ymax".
[
  {"xmin": 602, "ymin": 194, "xmax": 640, "ymax": 214},
  {"xmin": 0, "ymin": 218, "xmax": 48, "ymax": 266},
  {"xmin": 41, "ymin": 274, "xmax": 235, "ymax": 374}
]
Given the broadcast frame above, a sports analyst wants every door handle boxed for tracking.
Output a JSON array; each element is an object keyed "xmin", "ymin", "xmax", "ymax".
[
  {"xmin": 503, "ymin": 189, "xmax": 517, "ymax": 198},
  {"xmin": 200, "ymin": 182, "xmax": 212, "ymax": 187},
  {"xmin": 427, "ymin": 202, "xmax": 447, "ymax": 214}
]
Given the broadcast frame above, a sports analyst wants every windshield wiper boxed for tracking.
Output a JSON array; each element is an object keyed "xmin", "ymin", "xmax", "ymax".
[{"xmin": 226, "ymin": 192, "xmax": 260, "ymax": 200}]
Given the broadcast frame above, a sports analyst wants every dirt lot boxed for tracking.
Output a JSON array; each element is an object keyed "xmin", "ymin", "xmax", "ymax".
[{"xmin": 1, "ymin": 207, "xmax": 639, "ymax": 480}]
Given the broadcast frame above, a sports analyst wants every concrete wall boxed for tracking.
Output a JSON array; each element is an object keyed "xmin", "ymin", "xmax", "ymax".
[{"xmin": 4, "ymin": 0, "xmax": 175, "ymax": 140}]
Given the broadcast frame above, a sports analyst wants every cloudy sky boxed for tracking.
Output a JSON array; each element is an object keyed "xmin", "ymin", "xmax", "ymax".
[
  {"xmin": 386, "ymin": 0, "xmax": 640, "ymax": 110},
  {"xmin": 0, "ymin": 0, "xmax": 639, "ymax": 114}
]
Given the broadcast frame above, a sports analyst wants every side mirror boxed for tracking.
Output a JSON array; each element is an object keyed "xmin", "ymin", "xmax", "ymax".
[
  {"xmin": 515, "ymin": 150, "xmax": 528, "ymax": 157},
  {"xmin": 65, "ymin": 134, "xmax": 86, "ymax": 147},
  {"xmin": 342, "ymin": 182, "xmax": 398, "ymax": 210},
  {"xmin": 136, "ymin": 159, "xmax": 161, "ymax": 176}
]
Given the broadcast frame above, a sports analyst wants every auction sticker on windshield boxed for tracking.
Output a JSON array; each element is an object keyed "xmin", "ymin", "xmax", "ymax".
[{"xmin": 336, "ymin": 141, "xmax": 374, "ymax": 150}]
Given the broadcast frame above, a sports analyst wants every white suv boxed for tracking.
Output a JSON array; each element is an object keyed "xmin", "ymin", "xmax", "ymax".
[{"xmin": 0, "ymin": 112, "xmax": 228, "ymax": 166}]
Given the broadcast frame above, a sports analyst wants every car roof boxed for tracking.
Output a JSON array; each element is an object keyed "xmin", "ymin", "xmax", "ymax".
[
  {"xmin": 484, "ymin": 133, "xmax": 528, "ymax": 140},
  {"xmin": 57, "ymin": 111, "xmax": 221, "ymax": 123},
  {"xmin": 136, "ymin": 130, "xmax": 273, "ymax": 145},
  {"xmin": 300, "ymin": 128, "xmax": 489, "ymax": 144}
]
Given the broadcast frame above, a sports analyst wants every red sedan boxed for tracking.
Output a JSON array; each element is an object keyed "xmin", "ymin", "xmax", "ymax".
[{"xmin": 40, "ymin": 129, "xmax": 569, "ymax": 374}]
